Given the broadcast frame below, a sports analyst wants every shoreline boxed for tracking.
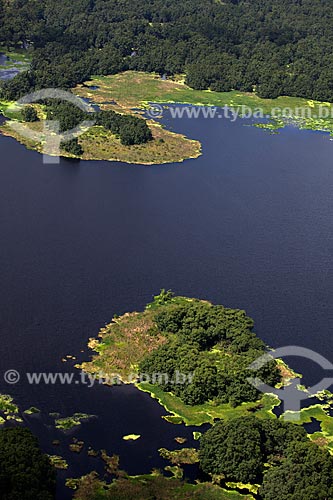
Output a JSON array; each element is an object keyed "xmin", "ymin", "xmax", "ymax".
[{"xmin": 1, "ymin": 70, "xmax": 333, "ymax": 164}]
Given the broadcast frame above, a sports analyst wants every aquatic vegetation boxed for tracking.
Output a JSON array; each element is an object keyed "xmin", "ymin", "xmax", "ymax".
[
  {"xmin": 69, "ymin": 439, "xmax": 84, "ymax": 453},
  {"xmin": 87, "ymin": 447, "xmax": 99, "ymax": 457},
  {"xmin": 165, "ymin": 465, "xmax": 184, "ymax": 479},
  {"xmin": 122, "ymin": 434, "xmax": 141, "ymax": 441},
  {"xmin": 174, "ymin": 437, "xmax": 187, "ymax": 444},
  {"xmin": 137, "ymin": 383, "xmax": 280, "ymax": 426},
  {"xmin": 0, "ymin": 394, "xmax": 19, "ymax": 414},
  {"xmin": 81, "ymin": 295, "xmax": 282, "ymax": 422},
  {"xmin": 75, "ymin": 72, "xmax": 333, "ymax": 136},
  {"xmin": 54, "ymin": 413, "xmax": 95, "ymax": 430},
  {"xmin": 282, "ymin": 402, "xmax": 333, "ymax": 453},
  {"xmin": 48, "ymin": 455, "xmax": 68, "ymax": 470},
  {"xmin": 23, "ymin": 406, "xmax": 40, "ymax": 415},
  {"xmin": 79, "ymin": 308, "xmax": 167, "ymax": 382},
  {"xmin": 0, "ymin": 394, "xmax": 22, "ymax": 423},
  {"xmin": 72, "ymin": 470, "xmax": 253, "ymax": 499},
  {"xmin": 226, "ymin": 483, "xmax": 259, "ymax": 495},
  {"xmin": 159, "ymin": 447, "xmax": 199, "ymax": 465}
]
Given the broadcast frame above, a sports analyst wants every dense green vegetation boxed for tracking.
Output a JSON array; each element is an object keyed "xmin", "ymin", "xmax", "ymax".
[
  {"xmin": 15, "ymin": 99, "xmax": 153, "ymax": 156},
  {"xmin": 0, "ymin": 0, "xmax": 333, "ymax": 102},
  {"xmin": 42, "ymin": 100, "xmax": 152, "ymax": 145},
  {"xmin": 81, "ymin": 291, "xmax": 281, "ymax": 409},
  {"xmin": 72, "ymin": 471, "xmax": 253, "ymax": 500},
  {"xmin": 139, "ymin": 293, "xmax": 281, "ymax": 407},
  {"xmin": 68, "ymin": 413, "xmax": 333, "ymax": 499},
  {"xmin": 21, "ymin": 105, "xmax": 38, "ymax": 122},
  {"xmin": 0, "ymin": 427, "xmax": 56, "ymax": 500},
  {"xmin": 200, "ymin": 416, "xmax": 333, "ymax": 499}
]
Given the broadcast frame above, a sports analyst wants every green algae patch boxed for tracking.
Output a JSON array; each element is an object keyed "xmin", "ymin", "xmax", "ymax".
[
  {"xmin": 122, "ymin": 434, "xmax": 141, "ymax": 441},
  {"xmin": 0, "ymin": 394, "xmax": 18, "ymax": 414},
  {"xmin": 174, "ymin": 436, "xmax": 187, "ymax": 444},
  {"xmin": 165, "ymin": 465, "xmax": 184, "ymax": 479},
  {"xmin": 69, "ymin": 439, "xmax": 85, "ymax": 453},
  {"xmin": 226, "ymin": 483, "xmax": 259, "ymax": 495},
  {"xmin": 0, "ymin": 100, "xmax": 22, "ymax": 120},
  {"xmin": 0, "ymin": 394, "xmax": 22, "ymax": 423},
  {"xmin": 159, "ymin": 447, "xmax": 199, "ymax": 465},
  {"xmin": 54, "ymin": 413, "xmax": 95, "ymax": 430},
  {"xmin": 48, "ymin": 455, "xmax": 68, "ymax": 470},
  {"xmin": 23, "ymin": 406, "xmax": 40, "ymax": 415}
]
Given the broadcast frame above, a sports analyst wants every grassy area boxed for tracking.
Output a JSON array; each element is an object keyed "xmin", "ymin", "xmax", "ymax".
[
  {"xmin": 75, "ymin": 71, "xmax": 333, "ymax": 134},
  {"xmin": 0, "ymin": 47, "xmax": 31, "ymax": 71},
  {"xmin": 79, "ymin": 293, "xmax": 333, "ymax": 453},
  {"xmin": 78, "ymin": 309, "xmax": 167, "ymax": 381},
  {"xmin": 0, "ymin": 103, "xmax": 201, "ymax": 165},
  {"xmin": 3, "ymin": 70, "xmax": 332, "ymax": 164},
  {"xmin": 137, "ymin": 382, "xmax": 280, "ymax": 426},
  {"xmin": 283, "ymin": 403, "xmax": 333, "ymax": 453},
  {"xmin": 0, "ymin": 99, "xmax": 23, "ymax": 120},
  {"xmin": 78, "ymin": 123, "xmax": 201, "ymax": 164}
]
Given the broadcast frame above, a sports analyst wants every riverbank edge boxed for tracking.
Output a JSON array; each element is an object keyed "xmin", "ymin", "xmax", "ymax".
[
  {"xmin": 1, "ymin": 70, "xmax": 333, "ymax": 164},
  {"xmin": 0, "ymin": 92, "xmax": 202, "ymax": 165}
]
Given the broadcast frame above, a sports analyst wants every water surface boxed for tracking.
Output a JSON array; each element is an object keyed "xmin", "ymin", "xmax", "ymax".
[{"xmin": 1, "ymin": 109, "xmax": 333, "ymax": 496}]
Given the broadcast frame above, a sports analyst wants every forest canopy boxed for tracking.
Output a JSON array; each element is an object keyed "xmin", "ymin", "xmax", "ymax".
[
  {"xmin": 0, "ymin": 0, "xmax": 333, "ymax": 101},
  {"xmin": 0, "ymin": 427, "xmax": 56, "ymax": 500}
]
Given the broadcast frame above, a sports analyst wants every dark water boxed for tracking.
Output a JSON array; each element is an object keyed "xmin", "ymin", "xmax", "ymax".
[
  {"xmin": 0, "ymin": 52, "xmax": 26, "ymax": 80},
  {"xmin": 1, "ymin": 108, "xmax": 333, "ymax": 497}
]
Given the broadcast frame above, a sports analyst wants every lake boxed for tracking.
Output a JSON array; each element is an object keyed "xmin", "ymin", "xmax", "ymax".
[{"xmin": 1, "ymin": 107, "xmax": 333, "ymax": 497}]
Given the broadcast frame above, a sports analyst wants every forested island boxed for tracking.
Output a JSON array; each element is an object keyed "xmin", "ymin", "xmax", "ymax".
[
  {"xmin": 1, "ymin": 0, "xmax": 333, "ymax": 163},
  {"xmin": 2, "ymin": 292, "xmax": 333, "ymax": 499},
  {"xmin": 73, "ymin": 291, "xmax": 333, "ymax": 499}
]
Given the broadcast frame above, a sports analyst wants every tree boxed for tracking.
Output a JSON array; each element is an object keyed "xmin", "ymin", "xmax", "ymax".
[
  {"xmin": 260, "ymin": 442, "xmax": 333, "ymax": 500},
  {"xmin": 61, "ymin": 137, "xmax": 83, "ymax": 156},
  {"xmin": 199, "ymin": 416, "xmax": 265, "ymax": 483},
  {"xmin": 199, "ymin": 416, "xmax": 310, "ymax": 485},
  {"xmin": 0, "ymin": 427, "xmax": 56, "ymax": 500},
  {"xmin": 22, "ymin": 105, "xmax": 38, "ymax": 122}
]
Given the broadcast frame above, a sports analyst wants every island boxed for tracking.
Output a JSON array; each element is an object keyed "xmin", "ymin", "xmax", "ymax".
[
  {"xmin": 69, "ymin": 290, "xmax": 333, "ymax": 498},
  {"xmin": 1, "ymin": 70, "xmax": 333, "ymax": 165}
]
